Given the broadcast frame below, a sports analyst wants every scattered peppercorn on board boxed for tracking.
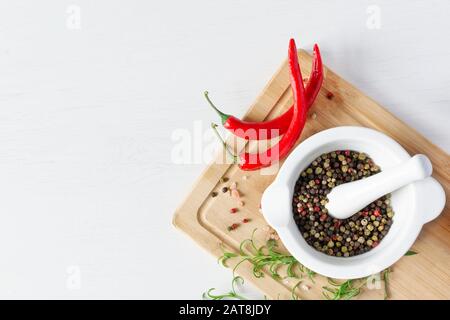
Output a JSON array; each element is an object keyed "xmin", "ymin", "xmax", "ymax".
[{"xmin": 173, "ymin": 50, "xmax": 450, "ymax": 300}]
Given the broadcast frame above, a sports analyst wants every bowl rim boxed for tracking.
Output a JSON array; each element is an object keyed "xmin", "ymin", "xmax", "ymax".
[{"xmin": 262, "ymin": 126, "xmax": 425, "ymax": 279}]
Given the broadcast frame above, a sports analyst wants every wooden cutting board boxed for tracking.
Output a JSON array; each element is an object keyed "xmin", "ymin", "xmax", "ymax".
[{"xmin": 173, "ymin": 50, "xmax": 450, "ymax": 300}]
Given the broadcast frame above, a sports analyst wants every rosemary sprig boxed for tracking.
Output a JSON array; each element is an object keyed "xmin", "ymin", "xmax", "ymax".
[
  {"xmin": 291, "ymin": 280, "xmax": 303, "ymax": 300},
  {"xmin": 219, "ymin": 229, "xmax": 316, "ymax": 281},
  {"xmin": 203, "ymin": 276, "xmax": 248, "ymax": 300},
  {"xmin": 215, "ymin": 230, "xmax": 399, "ymax": 300},
  {"xmin": 322, "ymin": 278, "xmax": 366, "ymax": 300}
]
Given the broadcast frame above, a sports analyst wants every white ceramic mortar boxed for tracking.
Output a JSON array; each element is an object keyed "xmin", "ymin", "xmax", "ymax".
[{"xmin": 261, "ymin": 126, "xmax": 446, "ymax": 279}]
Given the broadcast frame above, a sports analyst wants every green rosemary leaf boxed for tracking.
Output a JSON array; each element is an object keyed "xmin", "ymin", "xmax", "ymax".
[
  {"xmin": 269, "ymin": 261, "xmax": 282, "ymax": 279},
  {"xmin": 232, "ymin": 257, "xmax": 251, "ymax": 276},
  {"xmin": 322, "ymin": 291, "xmax": 332, "ymax": 300},
  {"xmin": 291, "ymin": 281, "xmax": 302, "ymax": 300},
  {"xmin": 203, "ymin": 288, "xmax": 226, "ymax": 300},
  {"xmin": 405, "ymin": 250, "xmax": 418, "ymax": 256},
  {"xmin": 266, "ymin": 239, "xmax": 277, "ymax": 250},
  {"xmin": 322, "ymin": 279, "xmax": 363, "ymax": 300},
  {"xmin": 203, "ymin": 276, "xmax": 247, "ymax": 300},
  {"xmin": 327, "ymin": 278, "xmax": 341, "ymax": 286},
  {"xmin": 239, "ymin": 238, "xmax": 254, "ymax": 255},
  {"xmin": 307, "ymin": 269, "xmax": 316, "ymax": 283},
  {"xmin": 217, "ymin": 230, "xmax": 318, "ymax": 293},
  {"xmin": 252, "ymin": 265, "xmax": 265, "ymax": 278},
  {"xmin": 286, "ymin": 262, "xmax": 298, "ymax": 278},
  {"xmin": 219, "ymin": 252, "xmax": 238, "ymax": 267},
  {"xmin": 231, "ymin": 276, "xmax": 244, "ymax": 295}
]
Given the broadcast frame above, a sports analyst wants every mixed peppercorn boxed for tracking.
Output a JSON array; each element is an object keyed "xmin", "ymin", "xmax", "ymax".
[
  {"xmin": 292, "ymin": 150, "xmax": 394, "ymax": 257},
  {"xmin": 210, "ymin": 176, "xmax": 252, "ymax": 232}
]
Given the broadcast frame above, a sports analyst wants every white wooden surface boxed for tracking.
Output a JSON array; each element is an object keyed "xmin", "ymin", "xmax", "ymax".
[{"xmin": 0, "ymin": 1, "xmax": 449, "ymax": 299}]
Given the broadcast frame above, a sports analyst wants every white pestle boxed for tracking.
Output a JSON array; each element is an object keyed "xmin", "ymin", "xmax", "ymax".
[{"xmin": 325, "ymin": 154, "xmax": 433, "ymax": 220}]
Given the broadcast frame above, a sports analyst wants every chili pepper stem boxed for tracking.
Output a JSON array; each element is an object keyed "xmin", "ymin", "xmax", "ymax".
[
  {"xmin": 204, "ymin": 91, "xmax": 230, "ymax": 125},
  {"xmin": 211, "ymin": 123, "xmax": 238, "ymax": 163}
]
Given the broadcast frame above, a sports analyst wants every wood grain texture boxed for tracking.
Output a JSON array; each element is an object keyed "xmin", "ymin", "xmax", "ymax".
[{"xmin": 173, "ymin": 50, "xmax": 450, "ymax": 300}]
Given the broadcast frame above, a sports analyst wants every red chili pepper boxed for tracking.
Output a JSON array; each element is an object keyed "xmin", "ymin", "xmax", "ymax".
[
  {"xmin": 205, "ymin": 44, "xmax": 323, "ymax": 140},
  {"xmin": 238, "ymin": 39, "xmax": 307, "ymax": 170}
]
